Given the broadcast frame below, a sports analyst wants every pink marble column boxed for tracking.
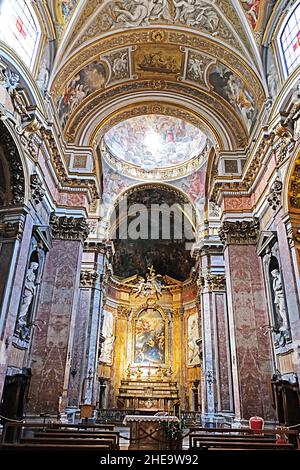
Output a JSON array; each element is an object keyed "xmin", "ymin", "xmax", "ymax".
[
  {"xmin": 220, "ymin": 219, "xmax": 276, "ymax": 421},
  {"xmin": 27, "ymin": 215, "xmax": 89, "ymax": 415}
]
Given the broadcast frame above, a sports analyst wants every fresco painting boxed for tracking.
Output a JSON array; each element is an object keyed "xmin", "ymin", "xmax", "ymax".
[
  {"xmin": 209, "ymin": 63, "xmax": 257, "ymax": 130},
  {"xmin": 134, "ymin": 309, "xmax": 165, "ymax": 364},
  {"xmin": 57, "ymin": 61, "xmax": 107, "ymax": 127},
  {"xmin": 240, "ymin": 0, "xmax": 261, "ymax": 30},
  {"xmin": 104, "ymin": 115, "xmax": 207, "ymax": 169}
]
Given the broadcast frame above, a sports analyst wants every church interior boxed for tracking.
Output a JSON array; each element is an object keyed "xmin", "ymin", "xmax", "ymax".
[{"xmin": 0, "ymin": 0, "xmax": 300, "ymax": 454}]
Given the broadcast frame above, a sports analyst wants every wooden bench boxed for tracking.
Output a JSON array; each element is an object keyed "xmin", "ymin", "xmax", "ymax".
[
  {"xmin": 34, "ymin": 431, "xmax": 119, "ymax": 448},
  {"xmin": 192, "ymin": 439, "xmax": 294, "ymax": 450},
  {"xmin": 21, "ymin": 436, "xmax": 116, "ymax": 449}
]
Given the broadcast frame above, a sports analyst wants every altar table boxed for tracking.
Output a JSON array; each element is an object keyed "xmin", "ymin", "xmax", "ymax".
[{"xmin": 123, "ymin": 414, "xmax": 180, "ymax": 450}]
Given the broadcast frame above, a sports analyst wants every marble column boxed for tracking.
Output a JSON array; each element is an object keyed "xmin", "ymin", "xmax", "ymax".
[
  {"xmin": 219, "ymin": 219, "xmax": 275, "ymax": 421},
  {"xmin": 67, "ymin": 242, "xmax": 110, "ymax": 410},
  {"xmin": 198, "ymin": 246, "xmax": 233, "ymax": 421},
  {"xmin": 27, "ymin": 214, "xmax": 89, "ymax": 415}
]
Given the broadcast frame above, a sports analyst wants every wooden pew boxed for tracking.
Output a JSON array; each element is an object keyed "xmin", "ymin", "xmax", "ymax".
[
  {"xmin": 192, "ymin": 439, "xmax": 294, "ymax": 450},
  {"xmin": 34, "ymin": 430, "xmax": 119, "ymax": 448},
  {"xmin": 21, "ymin": 437, "xmax": 116, "ymax": 449}
]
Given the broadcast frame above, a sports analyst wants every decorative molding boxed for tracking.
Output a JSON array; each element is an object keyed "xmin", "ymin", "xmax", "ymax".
[
  {"xmin": 80, "ymin": 270, "xmax": 99, "ymax": 288},
  {"xmin": 218, "ymin": 218, "xmax": 260, "ymax": 245},
  {"xmin": 267, "ymin": 177, "xmax": 282, "ymax": 211},
  {"xmin": 50, "ymin": 213, "xmax": 90, "ymax": 241},
  {"xmin": 30, "ymin": 173, "xmax": 46, "ymax": 205}
]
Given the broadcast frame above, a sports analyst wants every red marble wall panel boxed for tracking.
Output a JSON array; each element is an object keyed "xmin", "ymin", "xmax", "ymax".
[
  {"xmin": 225, "ymin": 244, "xmax": 275, "ymax": 420},
  {"xmin": 28, "ymin": 239, "xmax": 82, "ymax": 414}
]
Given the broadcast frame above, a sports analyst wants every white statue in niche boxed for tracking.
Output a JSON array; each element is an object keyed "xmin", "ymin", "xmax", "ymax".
[
  {"xmin": 17, "ymin": 261, "xmax": 39, "ymax": 328},
  {"xmin": 271, "ymin": 269, "xmax": 289, "ymax": 333}
]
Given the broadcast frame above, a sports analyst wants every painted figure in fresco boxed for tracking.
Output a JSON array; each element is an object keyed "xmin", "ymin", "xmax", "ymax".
[
  {"xmin": 241, "ymin": 0, "xmax": 261, "ymax": 29},
  {"xmin": 271, "ymin": 269, "xmax": 289, "ymax": 333},
  {"xmin": 17, "ymin": 261, "xmax": 39, "ymax": 328}
]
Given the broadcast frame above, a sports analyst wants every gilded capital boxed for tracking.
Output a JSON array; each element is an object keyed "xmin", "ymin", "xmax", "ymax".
[
  {"xmin": 80, "ymin": 270, "xmax": 99, "ymax": 288},
  {"xmin": 205, "ymin": 274, "xmax": 226, "ymax": 291},
  {"xmin": 219, "ymin": 218, "xmax": 260, "ymax": 245},
  {"xmin": 50, "ymin": 213, "xmax": 90, "ymax": 241}
]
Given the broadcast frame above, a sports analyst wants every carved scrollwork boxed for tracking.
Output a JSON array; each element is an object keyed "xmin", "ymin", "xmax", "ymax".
[
  {"xmin": 50, "ymin": 213, "xmax": 90, "ymax": 241},
  {"xmin": 219, "ymin": 218, "xmax": 260, "ymax": 246}
]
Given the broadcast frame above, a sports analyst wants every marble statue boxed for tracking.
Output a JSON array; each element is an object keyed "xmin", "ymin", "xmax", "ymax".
[
  {"xmin": 17, "ymin": 261, "xmax": 39, "ymax": 328},
  {"xmin": 271, "ymin": 269, "xmax": 289, "ymax": 333},
  {"xmin": 132, "ymin": 266, "xmax": 163, "ymax": 298}
]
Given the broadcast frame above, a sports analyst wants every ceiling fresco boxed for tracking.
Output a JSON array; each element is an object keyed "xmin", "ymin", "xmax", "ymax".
[{"xmin": 104, "ymin": 115, "xmax": 207, "ymax": 170}]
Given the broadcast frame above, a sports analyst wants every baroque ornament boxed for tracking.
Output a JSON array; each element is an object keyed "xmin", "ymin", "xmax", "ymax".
[
  {"xmin": 267, "ymin": 177, "xmax": 282, "ymax": 211},
  {"xmin": 0, "ymin": 122, "xmax": 25, "ymax": 206},
  {"xmin": 50, "ymin": 213, "xmax": 90, "ymax": 241},
  {"xmin": 218, "ymin": 218, "xmax": 260, "ymax": 245},
  {"xmin": 30, "ymin": 173, "xmax": 46, "ymax": 205}
]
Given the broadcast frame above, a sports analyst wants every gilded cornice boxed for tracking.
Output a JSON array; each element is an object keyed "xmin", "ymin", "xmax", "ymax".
[
  {"xmin": 218, "ymin": 218, "xmax": 260, "ymax": 246},
  {"xmin": 210, "ymin": 122, "xmax": 295, "ymax": 203},
  {"xmin": 40, "ymin": 128, "xmax": 99, "ymax": 202}
]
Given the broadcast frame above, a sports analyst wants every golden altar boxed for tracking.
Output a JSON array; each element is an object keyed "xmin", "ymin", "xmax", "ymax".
[{"xmin": 117, "ymin": 377, "xmax": 179, "ymax": 412}]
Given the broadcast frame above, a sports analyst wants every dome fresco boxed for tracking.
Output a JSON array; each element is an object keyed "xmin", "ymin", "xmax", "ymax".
[{"xmin": 104, "ymin": 114, "xmax": 207, "ymax": 170}]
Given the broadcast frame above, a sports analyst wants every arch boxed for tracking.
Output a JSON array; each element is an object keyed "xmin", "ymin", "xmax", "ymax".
[{"xmin": 107, "ymin": 181, "xmax": 200, "ymax": 240}]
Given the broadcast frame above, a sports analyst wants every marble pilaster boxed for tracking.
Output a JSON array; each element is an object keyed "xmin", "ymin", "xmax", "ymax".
[
  {"xmin": 27, "ymin": 215, "xmax": 89, "ymax": 414},
  {"xmin": 219, "ymin": 219, "xmax": 276, "ymax": 421},
  {"xmin": 68, "ymin": 242, "xmax": 110, "ymax": 409}
]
